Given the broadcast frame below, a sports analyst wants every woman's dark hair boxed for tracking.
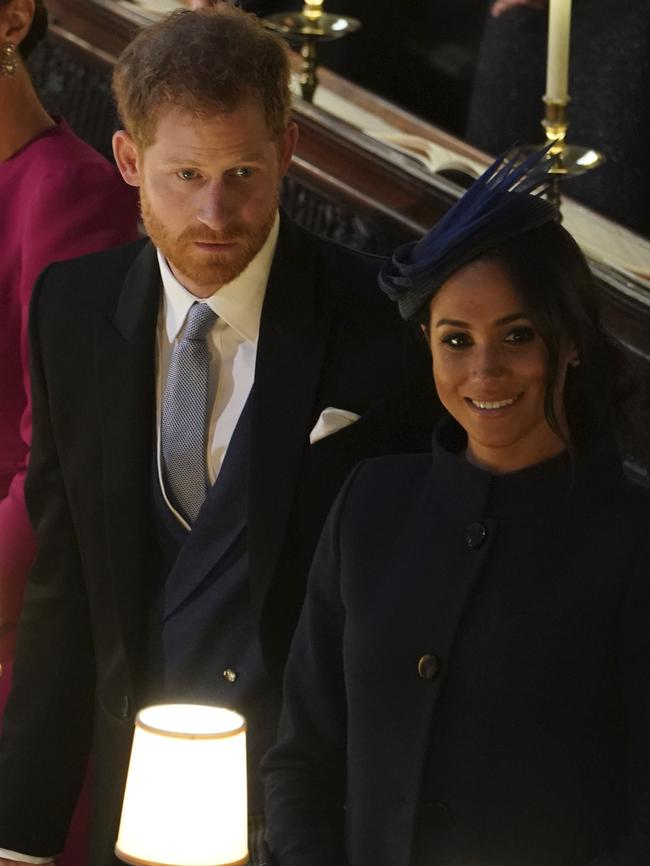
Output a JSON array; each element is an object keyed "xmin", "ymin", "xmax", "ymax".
[
  {"xmin": 1, "ymin": 0, "xmax": 48, "ymax": 59},
  {"xmin": 419, "ymin": 220, "xmax": 635, "ymax": 451}
]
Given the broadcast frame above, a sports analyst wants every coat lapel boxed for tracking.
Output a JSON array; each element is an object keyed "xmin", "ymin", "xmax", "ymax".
[
  {"xmin": 94, "ymin": 241, "xmax": 160, "ymax": 663},
  {"xmin": 248, "ymin": 218, "xmax": 333, "ymax": 612}
]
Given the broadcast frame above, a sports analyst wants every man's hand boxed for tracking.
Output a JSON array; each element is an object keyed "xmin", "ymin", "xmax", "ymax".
[{"xmin": 490, "ymin": 0, "xmax": 547, "ymax": 16}]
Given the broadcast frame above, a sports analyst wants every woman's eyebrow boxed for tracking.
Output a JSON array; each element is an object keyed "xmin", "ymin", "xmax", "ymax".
[
  {"xmin": 435, "ymin": 312, "xmax": 528, "ymax": 328},
  {"xmin": 435, "ymin": 317, "xmax": 469, "ymax": 328}
]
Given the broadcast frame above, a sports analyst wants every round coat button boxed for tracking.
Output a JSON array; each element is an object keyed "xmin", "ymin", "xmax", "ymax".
[
  {"xmin": 465, "ymin": 521, "xmax": 487, "ymax": 549},
  {"xmin": 223, "ymin": 668, "xmax": 238, "ymax": 683},
  {"xmin": 417, "ymin": 654, "xmax": 441, "ymax": 680}
]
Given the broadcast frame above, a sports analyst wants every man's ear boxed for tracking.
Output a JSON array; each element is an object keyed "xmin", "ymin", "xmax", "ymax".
[
  {"xmin": 112, "ymin": 130, "xmax": 142, "ymax": 187},
  {"xmin": 0, "ymin": 0, "xmax": 34, "ymax": 45},
  {"xmin": 277, "ymin": 121, "xmax": 299, "ymax": 177}
]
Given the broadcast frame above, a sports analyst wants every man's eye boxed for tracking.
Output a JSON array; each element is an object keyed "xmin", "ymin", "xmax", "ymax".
[
  {"xmin": 177, "ymin": 169, "xmax": 199, "ymax": 181},
  {"xmin": 232, "ymin": 167, "xmax": 252, "ymax": 178},
  {"xmin": 441, "ymin": 332, "xmax": 472, "ymax": 348},
  {"xmin": 505, "ymin": 326, "xmax": 536, "ymax": 344}
]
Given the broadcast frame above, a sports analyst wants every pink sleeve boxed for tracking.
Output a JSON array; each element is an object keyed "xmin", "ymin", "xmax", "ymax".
[{"xmin": 0, "ymin": 160, "xmax": 139, "ymax": 660}]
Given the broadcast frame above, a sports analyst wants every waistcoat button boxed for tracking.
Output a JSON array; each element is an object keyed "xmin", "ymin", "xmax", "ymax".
[
  {"xmin": 465, "ymin": 521, "xmax": 487, "ymax": 549},
  {"xmin": 223, "ymin": 668, "xmax": 238, "ymax": 683},
  {"xmin": 417, "ymin": 654, "xmax": 441, "ymax": 680}
]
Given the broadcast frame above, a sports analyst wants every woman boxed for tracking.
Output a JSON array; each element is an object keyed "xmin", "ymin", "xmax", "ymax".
[
  {"xmin": 0, "ymin": 1, "xmax": 138, "ymax": 862},
  {"xmin": 0, "ymin": 0, "xmax": 138, "ymax": 698},
  {"xmin": 263, "ymin": 151, "xmax": 650, "ymax": 866}
]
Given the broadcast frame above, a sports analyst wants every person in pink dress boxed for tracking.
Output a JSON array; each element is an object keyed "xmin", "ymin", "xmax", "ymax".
[{"xmin": 0, "ymin": 1, "xmax": 139, "ymax": 863}]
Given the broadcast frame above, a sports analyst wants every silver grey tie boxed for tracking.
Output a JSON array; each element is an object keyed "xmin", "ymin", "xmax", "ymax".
[{"xmin": 161, "ymin": 302, "xmax": 217, "ymax": 524}]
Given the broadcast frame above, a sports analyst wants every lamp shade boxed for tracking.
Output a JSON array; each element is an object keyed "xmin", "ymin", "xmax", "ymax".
[{"xmin": 115, "ymin": 704, "xmax": 248, "ymax": 866}]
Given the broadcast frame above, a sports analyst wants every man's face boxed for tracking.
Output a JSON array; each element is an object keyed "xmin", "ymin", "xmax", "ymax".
[{"xmin": 114, "ymin": 101, "xmax": 297, "ymax": 297}]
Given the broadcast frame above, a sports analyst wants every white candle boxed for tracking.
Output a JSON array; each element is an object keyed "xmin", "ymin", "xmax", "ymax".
[{"xmin": 546, "ymin": 0, "xmax": 572, "ymax": 102}]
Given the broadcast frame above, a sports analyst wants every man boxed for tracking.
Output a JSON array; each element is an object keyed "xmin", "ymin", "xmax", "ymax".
[{"xmin": 0, "ymin": 6, "xmax": 436, "ymax": 865}]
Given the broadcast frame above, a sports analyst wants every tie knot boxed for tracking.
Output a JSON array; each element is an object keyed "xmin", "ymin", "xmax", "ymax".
[{"xmin": 183, "ymin": 302, "xmax": 217, "ymax": 341}]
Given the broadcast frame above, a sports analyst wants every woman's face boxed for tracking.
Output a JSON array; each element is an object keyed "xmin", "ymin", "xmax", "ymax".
[{"xmin": 427, "ymin": 258, "xmax": 575, "ymax": 473}]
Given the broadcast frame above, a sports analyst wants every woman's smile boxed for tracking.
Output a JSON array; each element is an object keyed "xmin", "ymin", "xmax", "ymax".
[
  {"xmin": 428, "ymin": 258, "xmax": 573, "ymax": 473},
  {"xmin": 466, "ymin": 393, "xmax": 523, "ymax": 411}
]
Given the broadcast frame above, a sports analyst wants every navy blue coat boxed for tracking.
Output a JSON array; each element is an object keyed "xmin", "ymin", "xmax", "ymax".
[{"xmin": 264, "ymin": 419, "xmax": 650, "ymax": 866}]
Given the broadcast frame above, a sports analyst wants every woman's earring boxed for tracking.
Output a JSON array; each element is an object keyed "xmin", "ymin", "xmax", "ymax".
[
  {"xmin": 569, "ymin": 357, "xmax": 580, "ymax": 368},
  {"xmin": 0, "ymin": 43, "xmax": 18, "ymax": 76}
]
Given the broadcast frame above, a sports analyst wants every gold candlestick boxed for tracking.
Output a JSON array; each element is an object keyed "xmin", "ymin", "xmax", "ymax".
[
  {"xmin": 523, "ymin": 96, "xmax": 604, "ymax": 216},
  {"xmin": 264, "ymin": 0, "xmax": 361, "ymax": 103}
]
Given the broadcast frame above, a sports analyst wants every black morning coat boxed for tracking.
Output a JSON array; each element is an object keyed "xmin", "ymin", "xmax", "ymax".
[
  {"xmin": 264, "ymin": 418, "xmax": 650, "ymax": 866},
  {"xmin": 0, "ymin": 215, "xmax": 438, "ymax": 865}
]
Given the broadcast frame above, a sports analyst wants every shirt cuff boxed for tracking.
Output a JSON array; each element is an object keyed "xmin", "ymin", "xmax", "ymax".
[{"xmin": 0, "ymin": 849, "xmax": 55, "ymax": 863}]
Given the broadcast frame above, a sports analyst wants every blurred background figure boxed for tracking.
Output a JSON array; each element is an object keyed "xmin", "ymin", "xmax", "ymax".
[
  {"xmin": 466, "ymin": 0, "xmax": 650, "ymax": 234},
  {"xmin": 0, "ymin": 0, "xmax": 139, "ymax": 861}
]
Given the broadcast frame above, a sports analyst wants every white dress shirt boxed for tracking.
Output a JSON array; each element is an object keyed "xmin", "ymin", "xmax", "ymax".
[
  {"xmin": 0, "ymin": 213, "xmax": 279, "ymax": 864},
  {"xmin": 156, "ymin": 213, "xmax": 278, "ymax": 528}
]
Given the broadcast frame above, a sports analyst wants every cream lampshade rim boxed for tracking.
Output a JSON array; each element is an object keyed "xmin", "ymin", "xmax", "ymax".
[
  {"xmin": 135, "ymin": 707, "xmax": 247, "ymax": 740},
  {"xmin": 114, "ymin": 846, "xmax": 250, "ymax": 866}
]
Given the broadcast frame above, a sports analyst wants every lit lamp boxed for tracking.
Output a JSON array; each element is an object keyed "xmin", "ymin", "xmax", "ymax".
[
  {"xmin": 115, "ymin": 704, "xmax": 248, "ymax": 866},
  {"xmin": 523, "ymin": 0, "xmax": 603, "ymax": 214}
]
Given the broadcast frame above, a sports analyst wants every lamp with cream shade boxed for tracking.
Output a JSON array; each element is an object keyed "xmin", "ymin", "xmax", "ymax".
[{"xmin": 115, "ymin": 704, "xmax": 248, "ymax": 866}]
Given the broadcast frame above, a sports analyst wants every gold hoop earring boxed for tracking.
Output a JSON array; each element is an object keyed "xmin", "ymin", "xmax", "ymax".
[{"xmin": 1, "ymin": 43, "xmax": 18, "ymax": 77}]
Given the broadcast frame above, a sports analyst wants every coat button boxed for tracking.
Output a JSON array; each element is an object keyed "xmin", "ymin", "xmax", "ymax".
[
  {"xmin": 223, "ymin": 668, "xmax": 238, "ymax": 683},
  {"xmin": 465, "ymin": 521, "xmax": 487, "ymax": 549},
  {"xmin": 417, "ymin": 654, "xmax": 441, "ymax": 680},
  {"xmin": 120, "ymin": 695, "xmax": 132, "ymax": 720},
  {"xmin": 422, "ymin": 800, "xmax": 453, "ymax": 827}
]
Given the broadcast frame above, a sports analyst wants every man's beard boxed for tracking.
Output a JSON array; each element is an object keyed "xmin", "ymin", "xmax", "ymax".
[{"xmin": 140, "ymin": 187, "xmax": 277, "ymax": 291}]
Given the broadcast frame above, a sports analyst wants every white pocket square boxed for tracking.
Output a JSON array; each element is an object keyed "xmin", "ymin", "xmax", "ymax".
[{"xmin": 309, "ymin": 407, "xmax": 361, "ymax": 444}]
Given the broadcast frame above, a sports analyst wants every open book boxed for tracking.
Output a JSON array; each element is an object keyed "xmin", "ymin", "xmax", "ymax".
[
  {"xmin": 118, "ymin": 0, "xmax": 182, "ymax": 14},
  {"xmin": 366, "ymin": 131, "xmax": 650, "ymax": 287},
  {"xmin": 366, "ymin": 131, "xmax": 481, "ymax": 180}
]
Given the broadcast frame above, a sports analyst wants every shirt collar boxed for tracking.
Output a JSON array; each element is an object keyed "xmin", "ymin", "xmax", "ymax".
[{"xmin": 158, "ymin": 211, "xmax": 280, "ymax": 344}]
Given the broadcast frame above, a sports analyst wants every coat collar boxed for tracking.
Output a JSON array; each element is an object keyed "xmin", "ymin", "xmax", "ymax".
[
  {"xmin": 431, "ymin": 415, "xmax": 623, "ymax": 517},
  {"xmin": 112, "ymin": 240, "xmax": 160, "ymax": 341}
]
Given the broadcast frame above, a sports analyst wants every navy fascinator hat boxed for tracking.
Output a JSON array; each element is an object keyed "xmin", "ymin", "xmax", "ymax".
[{"xmin": 379, "ymin": 146, "xmax": 558, "ymax": 321}]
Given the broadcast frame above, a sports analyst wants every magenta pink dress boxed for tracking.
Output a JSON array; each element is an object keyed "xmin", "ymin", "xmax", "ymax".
[{"xmin": 0, "ymin": 118, "xmax": 139, "ymax": 865}]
